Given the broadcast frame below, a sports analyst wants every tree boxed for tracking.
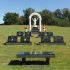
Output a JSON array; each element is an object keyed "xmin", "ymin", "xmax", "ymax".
[
  {"xmin": 3, "ymin": 8, "xmax": 70, "ymax": 27},
  {"xmin": 3, "ymin": 12, "xmax": 19, "ymax": 25},
  {"xmin": 23, "ymin": 8, "xmax": 35, "ymax": 25},
  {"xmin": 41, "ymin": 9, "xmax": 53, "ymax": 25},
  {"xmin": 18, "ymin": 16, "xmax": 25, "ymax": 25},
  {"xmin": 54, "ymin": 9, "xmax": 63, "ymax": 18},
  {"xmin": 62, "ymin": 8, "xmax": 70, "ymax": 20},
  {"xmin": 53, "ymin": 8, "xmax": 70, "ymax": 27}
]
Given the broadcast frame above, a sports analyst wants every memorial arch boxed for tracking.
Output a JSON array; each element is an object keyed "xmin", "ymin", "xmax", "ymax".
[{"xmin": 29, "ymin": 12, "xmax": 42, "ymax": 32}]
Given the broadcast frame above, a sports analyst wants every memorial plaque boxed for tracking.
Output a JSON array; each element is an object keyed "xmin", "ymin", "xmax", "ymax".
[
  {"xmin": 17, "ymin": 52, "xmax": 55, "ymax": 58},
  {"xmin": 46, "ymin": 32, "xmax": 53, "ymax": 37},
  {"xmin": 41, "ymin": 36, "xmax": 51, "ymax": 43},
  {"xmin": 25, "ymin": 32, "xmax": 31, "ymax": 37},
  {"xmin": 7, "ymin": 36, "xmax": 17, "ymax": 43},
  {"xmin": 17, "ymin": 31, "xmax": 25, "ymax": 36},
  {"xmin": 20, "ymin": 36, "xmax": 30, "ymax": 43},
  {"xmin": 39, "ymin": 32, "xmax": 45, "ymax": 37},
  {"xmin": 39, "ymin": 36, "xmax": 66, "ymax": 45},
  {"xmin": 54, "ymin": 36, "xmax": 64, "ymax": 43},
  {"xmin": 31, "ymin": 27, "xmax": 39, "ymax": 33}
]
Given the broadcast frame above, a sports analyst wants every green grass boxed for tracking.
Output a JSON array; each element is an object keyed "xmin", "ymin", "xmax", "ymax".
[{"xmin": 0, "ymin": 25, "xmax": 70, "ymax": 70}]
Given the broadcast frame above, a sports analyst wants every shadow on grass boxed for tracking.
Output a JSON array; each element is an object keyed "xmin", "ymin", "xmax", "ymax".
[{"xmin": 9, "ymin": 60, "xmax": 49, "ymax": 65}]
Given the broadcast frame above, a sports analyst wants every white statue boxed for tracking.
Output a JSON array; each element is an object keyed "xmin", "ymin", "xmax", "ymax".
[
  {"xmin": 29, "ymin": 12, "xmax": 42, "ymax": 32},
  {"xmin": 32, "ymin": 18, "xmax": 38, "ymax": 27}
]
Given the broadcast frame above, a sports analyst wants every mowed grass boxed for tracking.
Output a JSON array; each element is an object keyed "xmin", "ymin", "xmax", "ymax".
[{"xmin": 0, "ymin": 25, "xmax": 70, "ymax": 70}]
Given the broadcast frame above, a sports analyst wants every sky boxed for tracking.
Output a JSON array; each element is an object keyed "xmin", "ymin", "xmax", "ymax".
[{"xmin": 0, "ymin": 0, "xmax": 70, "ymax": 23}]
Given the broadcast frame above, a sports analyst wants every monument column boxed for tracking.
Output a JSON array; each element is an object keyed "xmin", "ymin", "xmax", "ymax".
[
  {"xmin": 29, "ymin": 18, "xmax": 31, "ymax": 31},
  {"xmin": 40, "ymin": 18, "xmax": 42, "ymax": 32}
]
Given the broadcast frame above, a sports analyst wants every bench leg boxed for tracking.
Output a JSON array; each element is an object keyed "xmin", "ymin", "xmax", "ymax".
[
  {"xmin": 46, "ymin": 58, "xmax": 50, "ymax": 64},
  {"xmin": 22, "ymin": 58, "xmax": 26, "ymax": 62}
]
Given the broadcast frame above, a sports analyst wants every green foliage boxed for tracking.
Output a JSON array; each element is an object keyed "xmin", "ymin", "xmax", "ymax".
[
  {"xmin": 3, "ymin": 12, "xmax": 19, "ymax": 25},
  {"xmin": 53, "ymin": 8, "xmax": 70, "ymax": 27},
  {"xmin": 63, "ymin": 8, "xmax": 70, "ymax": 18},
  {"xmin": 57, "ymin": 18, "xmax": 70, "ymax": 27},
  {"xmin": 18, "ymin": 16, "xmax": 24, "ymax": 25},
  {"xmin": 40, "ymin": 9, "xmax": 53, "ymax": 25},
  {"xmin": 3, "ymin": 8, "xmax": 70, "ymax": 27},
  {"xmin": 23, "ymin": 8, "xmax": 35, "ymax": 25},
  {"xmin": 54, "ymin": 9, "xmax": 63, "ymax": 18}
]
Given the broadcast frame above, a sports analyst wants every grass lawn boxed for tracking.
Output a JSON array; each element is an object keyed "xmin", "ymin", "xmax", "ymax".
[{"xmin": 0, "ymin": 25, "xmax": 70, "ymax": 70}]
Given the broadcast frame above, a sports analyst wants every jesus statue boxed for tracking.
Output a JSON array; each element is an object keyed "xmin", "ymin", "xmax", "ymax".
[{"xmin": 32, "ymin": 18, "xmax": 38, "ymax": 27}]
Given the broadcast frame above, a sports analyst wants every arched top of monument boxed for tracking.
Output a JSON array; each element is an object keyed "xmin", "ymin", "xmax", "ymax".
[{"xmin": 29, "ymin": 12, "xmax": 42, "ymax": 20}]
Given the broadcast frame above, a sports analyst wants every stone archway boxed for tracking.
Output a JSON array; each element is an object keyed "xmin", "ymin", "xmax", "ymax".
[{"xmin": 29, "ymin": 12, "xmax": 42, "ymax": 32}]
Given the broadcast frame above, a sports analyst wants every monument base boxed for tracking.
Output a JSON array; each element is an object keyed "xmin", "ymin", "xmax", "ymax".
[
  {"xmin": 4, "ymin": 42, "xmax": 32, "ymax": 45},
  {"xmin": 31, "ymin": 27, "xmax": 39, "ymax": 33}
]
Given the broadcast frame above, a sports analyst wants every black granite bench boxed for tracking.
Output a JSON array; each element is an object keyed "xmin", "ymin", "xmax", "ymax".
[{"xmin": 16, "ymin": 52, "xmax": 55, "ymax": 64}]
